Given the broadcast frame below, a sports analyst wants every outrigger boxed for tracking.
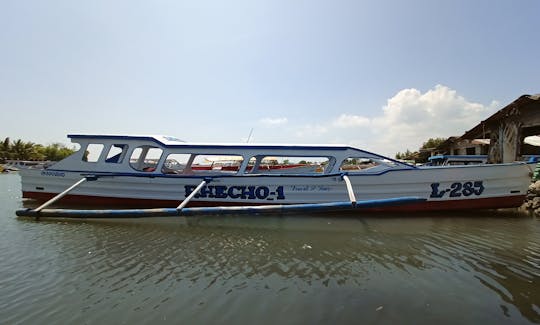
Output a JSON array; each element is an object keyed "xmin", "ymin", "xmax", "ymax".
[{"xmin": 15, "ymin": 134, "xmax": 534, "ymax": 219}]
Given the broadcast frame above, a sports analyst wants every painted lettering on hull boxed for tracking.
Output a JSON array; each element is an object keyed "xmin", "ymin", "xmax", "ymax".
[
  {"xmin": 40, "ymin": 171, "xmax": 66, "ymax": 177},
  {"xmin": 430, "ymin": 181, "xmax": 484, "ymax": 198},
  {"xmin": 185, "ymin": 185, "xmax": 286, "ymax": 201}
]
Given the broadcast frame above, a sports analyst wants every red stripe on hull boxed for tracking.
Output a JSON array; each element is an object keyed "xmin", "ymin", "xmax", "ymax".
[
  {"xmin": 364, "ymin": 195, "xmax": 526, "ymax": 212},
  {"xmin": 22, "ymin": 191, "xmax": 526, "ymax": 212}
]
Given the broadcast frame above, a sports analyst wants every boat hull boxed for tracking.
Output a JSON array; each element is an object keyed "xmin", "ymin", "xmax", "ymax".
[
  {"xmin": 21, "ymin": 190, "xmax": 526, "ymax": 212},
  {"xmin": 20, "ymin": 162, "xmax": 534, "ymax": 212}
]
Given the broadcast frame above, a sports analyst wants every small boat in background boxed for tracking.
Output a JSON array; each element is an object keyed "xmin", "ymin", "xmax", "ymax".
[
  {"xmin": 15, "ymin": 134, "xmax": 536, "ymax": 217},
  {"xmin": 3, "ymin": 160, "xmax": 52, "ymax": 171},
  {"xmin": 427, "ymin": 155, "xmax": 488, "ymax": 166}
]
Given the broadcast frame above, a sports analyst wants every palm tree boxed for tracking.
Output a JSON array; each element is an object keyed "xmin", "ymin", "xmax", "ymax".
[
  {"xmin": 1, "ymin": 137, "xmax": 75, "ymax": 161},
  {"xmin": 11, "ymin": 139, "xmax": 35, "ymax": 160},
  {"xmin": 0, "ymin": 137, "xmax": 10, "ymax": 162}
]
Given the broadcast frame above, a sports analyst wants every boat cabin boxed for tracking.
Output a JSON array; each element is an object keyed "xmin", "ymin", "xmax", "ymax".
[{"xmin": 47, "ymin": 134, "xmax": 414, "ymax": 176}]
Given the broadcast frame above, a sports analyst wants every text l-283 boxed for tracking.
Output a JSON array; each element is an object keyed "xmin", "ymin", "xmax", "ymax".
[{"xmin": 430, "ymin": 181, "xmax": 484, "ymax": 198}]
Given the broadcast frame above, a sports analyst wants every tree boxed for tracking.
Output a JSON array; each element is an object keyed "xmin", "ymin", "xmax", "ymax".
[
  {"xmin": 32, "ymin": 144, "xmax": 46, "ymax": 161},
  {"xmin": 421, "ymin": 137, "xmax": 446, "ymax": 150},
  {"xmin": 0, "ymin": 137, "xmax": 75, "ymax": 161},
  {"xmin": 39, "ymin": 143, "xmax": 75, "ymax": 161},
  {"xmin": 396, "ymin": 137, "xmax": 448, "ymax": 163},
  {"xmin": 11, "ymin": 139, "xmax": 34, "ymax": 160},
  {"xmin": 0, "ymin": 137, "xmax": 10, "ymax": 162},
  {"xmin": 395, "ymin": 149, "xmax": 417, "ymax": 161}
]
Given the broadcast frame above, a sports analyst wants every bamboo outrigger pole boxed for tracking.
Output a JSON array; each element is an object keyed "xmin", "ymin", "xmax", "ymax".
[
  {"xmin": 16, "ymin": 197, "xmax": 427, "ymax": 218},
  {"xmin": 34, "ymin": 177, "xmax": 90, "ymax": 213},
  {"xmin": 341, "ymin": 174, "xmax": 357, "ymax": 205},
  {"xmin": 176, "ymin": 179, "xmax": 208, "ymax": 211}
]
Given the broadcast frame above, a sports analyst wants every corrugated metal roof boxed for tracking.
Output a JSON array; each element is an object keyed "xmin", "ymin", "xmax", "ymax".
[{"xmin": 461, "ymin": 94, "xmax": 540, "ymax": 139}]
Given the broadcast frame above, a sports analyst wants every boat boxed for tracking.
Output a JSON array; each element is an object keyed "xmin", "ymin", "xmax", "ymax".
[
  {"xmin": 3, "ymin": 160, "xmax": 52, "ymax": 171},
  {"xmin": 15, "ymin": 134, "xmax": 536, "ymax": 217},
  {"xmin": 427, "ymin": 155, "xmax": 488, "ymax": 166}
]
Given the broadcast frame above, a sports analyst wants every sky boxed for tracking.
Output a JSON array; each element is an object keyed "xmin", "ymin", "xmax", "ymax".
[{"xmin": 1, "ymin": 0, "xmax": 539, "ymax": 156}]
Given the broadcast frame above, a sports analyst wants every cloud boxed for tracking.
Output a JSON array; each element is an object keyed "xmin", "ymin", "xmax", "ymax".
[
  {"xmin": 370, "ymin": 85, "xmax": 498, "ymax": 155},
  {"xmin": 259, "ymin": 117, "xmax": 288, "ymax": 126},
  {"xmin": 262, "ymin": 85, "xmax": 498, "ymax": 157},
  {"xmin": 332, "ymin": 114, "xmax": 370, "ymax": 128},
  {"xmin": 295, "ymin": 124, "xmax": 329, "ymax": 138}
]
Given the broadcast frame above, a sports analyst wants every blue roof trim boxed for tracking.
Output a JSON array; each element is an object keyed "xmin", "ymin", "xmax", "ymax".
[
  {"xmin": 69, "ymin": 134, "xmax": 172, "ymax": 147},
  {"xmin": 67, "ymin": 134, "xmax": 353, "ymax": 151}
]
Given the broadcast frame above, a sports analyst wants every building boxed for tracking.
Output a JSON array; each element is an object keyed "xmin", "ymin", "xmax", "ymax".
[
  {"xmin": 429, "ymin": 94, "xmax": 540, "ymax": 163},
  {"xmin": 426, "ymin": 136, "xmax": 489, "ymax": 157}
]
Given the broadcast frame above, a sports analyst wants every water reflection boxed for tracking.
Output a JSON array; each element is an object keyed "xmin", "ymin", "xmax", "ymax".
[
  {"xmin": 13, "ymin": 211, "xmax": 540, "ymax": 323},
  {"xmin": 2, "ymin": 173, "xmax": 539, "ymax": 324}
]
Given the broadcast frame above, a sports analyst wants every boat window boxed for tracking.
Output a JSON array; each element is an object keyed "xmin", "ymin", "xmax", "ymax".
[
  {"xmin": 105, "ymin": 144, "xmax": 127, "ymax": 164},
  {"xmin": 83, "ymin": 144, "xmax": 104, "ymax": 162},
  {"xmin": 190, "ymin": 154, "xmax": 244, "ymax": 174},
  {"xmin": 129, "ymin": 146, "xmax": 163, "ymax": 172},
  {"xmin": 162, "ymin": 154, "xmax": 191, "ymax": 174},
  {"xmin": 247, "ymin": 156, "xmax": 328, "ymax": 174},
  {"xmin": 340, "ymin": 157, "xmax": 381, "ymax": 171}
]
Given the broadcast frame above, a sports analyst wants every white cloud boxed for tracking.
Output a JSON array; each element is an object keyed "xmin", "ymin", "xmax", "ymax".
[
  {"xmin": 259, "ymin": 117, "xmax": 288, "ymax": 126},
  {"xmin": 332, "ymin": 114, "xmax": 370, "ymax": 128},
  {"xmin": 370, "ymin": 85, "xmax": 498, "ymax": 155},
  {"xmin": 295, "ymin": 124, "xmax": 329, "ymax": 138},
  {"xmin": 259, "ymin": 85, "xmax": 498, "ymax": 157}
]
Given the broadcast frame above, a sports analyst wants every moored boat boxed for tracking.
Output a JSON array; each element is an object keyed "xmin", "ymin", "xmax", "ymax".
[
  {"xmin": 17, "ymin": 134, "xmax": 535, "ymax": 214},
  {"xmin": 427, "ymin": 155, "xmax": 488, "ymax": 166},
  {"xmin": 3, "ymin": 160, "xmax": 52, "ymax": 171}
]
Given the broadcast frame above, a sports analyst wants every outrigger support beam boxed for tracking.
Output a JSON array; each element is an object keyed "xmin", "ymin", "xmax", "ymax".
[
  {"xmin": 176, "ymin": 178, "xmax": 211, "ymax": 211},
  {"xmin": 34, "ymin": 176, "xmax": 94, "ymax": 213},
  {"xmin": 341, "ymin": 174, "xmax": 357, "ymax": 205},
  {"xmin": 15, "ymin": 197, "xmax": 427, "ymax": 218}
]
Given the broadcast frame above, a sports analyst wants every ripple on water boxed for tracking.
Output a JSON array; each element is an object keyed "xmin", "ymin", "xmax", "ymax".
[{"xmin": 1, "ymin": 173, "xmax": 539, "ymax": 324}]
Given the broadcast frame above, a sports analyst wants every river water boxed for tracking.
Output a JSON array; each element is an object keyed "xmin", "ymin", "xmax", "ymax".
[{"xmin": 0, "ymin": 173, "xmax": 539, "ymax": 324}]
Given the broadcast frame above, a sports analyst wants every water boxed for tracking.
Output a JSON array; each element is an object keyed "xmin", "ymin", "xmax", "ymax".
[{"xmin": 1, "ymin": 173, "xmax": 539, "ymax": 324}]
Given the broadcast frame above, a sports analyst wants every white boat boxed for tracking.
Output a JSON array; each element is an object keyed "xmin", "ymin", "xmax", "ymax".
[
  {"xmin": 4, "ymin": 160, "xmax": 51, "ymax": 171},
  {"xmin": 17, "ymin": 134, "xmax": 535, "ymax": 214},
  {"xmin": 427, "ymin": 155, "xmax": 488, "ymax": 166}
]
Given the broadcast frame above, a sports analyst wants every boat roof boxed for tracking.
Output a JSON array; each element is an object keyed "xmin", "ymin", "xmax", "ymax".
[{"xmin": 67, "ymin": 134, "xmax": 355, "ymax": 151}]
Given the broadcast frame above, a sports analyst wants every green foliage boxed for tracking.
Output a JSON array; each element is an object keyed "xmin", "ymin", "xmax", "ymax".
[
  {"xmin": 395, "ymin": 149, "xmax": 418, "ymax": 161},
  {"xmin": 0, "ymin": 137, "xmax": 11, "ymax": 161},
  {"xmin": 0, "ymin": 137, "xmax": 75, "ymax": 162},
  {"xmin": 421, "ymin": 137, "xmax": 447, "ymax": 149},
  {"xmin": 396, "ymin": 137, "xmax": 448, "ymax": 162}
]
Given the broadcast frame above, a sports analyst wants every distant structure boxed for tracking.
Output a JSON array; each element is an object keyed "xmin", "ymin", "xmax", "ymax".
[
  {"xmin": 427, "ymin": 136, "xmax": 489, "ymax": 157},
  {"xmin": 428, "ymin": 94, "xmax": 540, "ymax": 163}
]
